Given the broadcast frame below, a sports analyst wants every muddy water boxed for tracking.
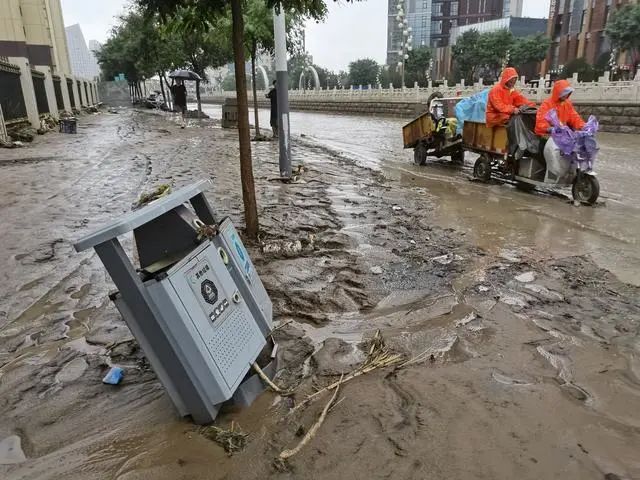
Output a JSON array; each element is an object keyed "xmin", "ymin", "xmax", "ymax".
[
  {"xmin": 203, "ymin": 104, "xmax": 640, "ymax": 286},
  {"xmin": 2, "ymin": 107, "xmax": 639, "ymax": 479}
]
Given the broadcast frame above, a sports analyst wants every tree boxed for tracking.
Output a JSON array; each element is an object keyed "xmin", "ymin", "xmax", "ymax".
[
  {"xmin": 510, "ymin": 33, "xmax": 551, "ymax": 79},
  {"xmin": 348, "ymin": 58, "xmax": 379, "ymax": 87},
  {"xmin": 138, "ymin": 0, "xmax": 350, "ymax": 239},
  {"xmin": 452, "ymin": 29, "xmax": 482, "ymax": 84},
  {"xmin": 561, "ymin": 58, "xmax": 601, "ymax": 82},
  {"xmin": 475, "ymin": 29, "xmax": 513, "ymax": 80},
  {"xmin": 606, "ymin": 4, "xmax": 640, "ymax": 73},
  {"xmin": 404, "ymin": 46, "xmax": 432, "ymax": 86}
]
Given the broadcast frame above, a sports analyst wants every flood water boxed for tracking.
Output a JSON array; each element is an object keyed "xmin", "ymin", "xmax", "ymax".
[{"xmin": 202, "ymin": 103, "xmax": 640, "ymax": 286}]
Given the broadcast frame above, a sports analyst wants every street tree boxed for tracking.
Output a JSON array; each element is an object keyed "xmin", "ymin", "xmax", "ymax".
[
  {"xmin": 405, "ymin": 46, "xmax": 432, "ymax": 86},
  {"xmin": 348, "ymin": 58, "xmax": 380, "ymax": 87},
  {"xmin": 216, "ymin": 0, "xmax": 303, "ymax": 137},
  {"xmin": 509, "ymin": 33, "xmax": 551, "ymax": 79},
  {"xmin": 606, "ymin": 4, "xmax": 640, "ymax": 73},
  {"xmin": 452, "ymin": 29, "xmax": 482, "ymax": 84},
  {"xmin": 475, "ymin": 29, "xmax": 513, "ymax": 80},
  {"xmin": 137, "ymin": 0, "xmax": 351, "ymax": 239}
]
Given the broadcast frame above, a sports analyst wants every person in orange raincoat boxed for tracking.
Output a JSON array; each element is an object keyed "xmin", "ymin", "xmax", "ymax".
[
  {"xmin": 486, "ymin": 67, "xmax": 535, "ymax": 128},
  {"xmin": 535, "ymin": 79, "xmax": 585, "ymax": 136}
]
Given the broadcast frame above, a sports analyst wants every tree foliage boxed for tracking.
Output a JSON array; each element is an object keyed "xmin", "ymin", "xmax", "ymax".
[
  {"xmin": 348, "ymin": 58, "xmax": 379, "ymax": 87},
  {"xmin": 453, "ymin": 29, "xmax": 551, "ymax": 83},
  {"xmin": 606, "ymin": 4, "xmax": 640, "ymax": 61},
  {"xmin": 561, "ymin": 58, "xmax": 603, "ymax": 83}
]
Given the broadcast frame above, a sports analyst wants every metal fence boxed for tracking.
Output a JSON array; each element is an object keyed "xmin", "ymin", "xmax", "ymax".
[{"xmin": 0, "ymin": 61, "xmax": 27, "ymax": 122}]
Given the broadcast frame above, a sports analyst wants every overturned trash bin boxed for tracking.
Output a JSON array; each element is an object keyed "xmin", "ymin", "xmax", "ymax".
[{"xmin": 74, "ymin": 180, "xmax": 276, "ymax": 424}]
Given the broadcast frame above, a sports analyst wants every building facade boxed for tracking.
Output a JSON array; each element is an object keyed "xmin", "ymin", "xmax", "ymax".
[
  {"xmin": 66, "ymin": 24, "xmax": 100, "ymax": 80},
  {"xmin": 0, "ymin": 0, "xmax": 98, "ymax": 129},
  {"xmin": 544, "ymin": 0, "xmax": 638, "ymax": 74},
  {"xmin": 387, "ymin": 0, "xmax": 520, "ymax": 65}
]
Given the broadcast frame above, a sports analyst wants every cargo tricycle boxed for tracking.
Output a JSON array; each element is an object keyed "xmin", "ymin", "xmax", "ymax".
[
  {"xmin": 462, "ymin": 119, "xmax": 600, "ymax": 205},
  {"xmin": 402, "ymin": 94, "xmax": 464, "ymax": 166}
]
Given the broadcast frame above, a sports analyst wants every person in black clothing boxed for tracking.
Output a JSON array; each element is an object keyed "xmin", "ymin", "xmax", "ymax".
[
  {"xmin": 170, "ymin": 80, "xmax": 187, "ymax": 128},
  {"xmin": 266, "ymin": 80, "xmax": 277, "ymax": 138}
]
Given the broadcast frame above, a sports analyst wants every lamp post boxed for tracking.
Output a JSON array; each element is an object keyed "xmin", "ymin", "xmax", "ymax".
[{"xmin": 395, "ymin": 1, "xmax": 412, "ymax": 89}]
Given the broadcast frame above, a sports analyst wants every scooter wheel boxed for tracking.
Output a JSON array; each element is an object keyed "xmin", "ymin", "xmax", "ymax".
[
  {"xmin": 572, "ymin": 174, "xmax": 600, "ymax": 205},
  {"xmin": 473, "ymin": 155, "xmax": 492, "ymax": 181}
]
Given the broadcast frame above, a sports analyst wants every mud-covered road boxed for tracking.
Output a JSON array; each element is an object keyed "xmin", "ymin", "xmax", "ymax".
[{"xmin": 1, "ymin": 108, "xmax": 639, "ymax": 480}]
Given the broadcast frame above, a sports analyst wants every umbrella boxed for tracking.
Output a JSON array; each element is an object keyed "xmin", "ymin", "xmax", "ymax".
[{"xmin": 168, "ymin": 69, "xmax": 201, "ymax": 81}]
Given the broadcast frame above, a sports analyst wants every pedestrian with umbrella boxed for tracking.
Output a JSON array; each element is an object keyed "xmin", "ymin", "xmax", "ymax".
[{"xmin": 169, "ymin": 69, "xmax": 201, "ymax": 128}]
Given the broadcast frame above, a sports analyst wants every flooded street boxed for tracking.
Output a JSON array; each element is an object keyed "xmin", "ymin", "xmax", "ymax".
[
  {"xmin": 206, "ymin": 103, "xmax": 640, "ymax": 286},
  {"xmin": 1, "ymin": 107, "xmax": 639, "ymax": 479}
]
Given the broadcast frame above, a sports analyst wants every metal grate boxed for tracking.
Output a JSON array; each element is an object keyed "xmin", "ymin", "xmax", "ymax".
[
  {"xmin": 0, "ymin": 69, "xmax": 27, "ymax": 121},
  {"xmin": 67, "ymin": 79, "xmax": 75, "ymax": 108},
  {"xmin": 32, "ymin": 73, "xmax": 49, "ymax": 115},
  {"xmin": 53, "ymin": 77, "xmax": 64, "ymax": 111},
  {"xmin": 206, "ymin": 308, "xmax": 255, "ymax": 387}
]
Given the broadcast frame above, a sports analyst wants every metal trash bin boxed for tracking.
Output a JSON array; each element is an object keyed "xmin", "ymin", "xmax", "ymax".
[
  {"xmin": 221, "ymin": 98, "xmax": 238, "ymax": 129},
  {"xmin": 59, "ymin": 118, "xmax": 77, "ymax": 134},
  {"xmin": 74, "ymin": 180, "xmax": 277, "ymax": 424}
]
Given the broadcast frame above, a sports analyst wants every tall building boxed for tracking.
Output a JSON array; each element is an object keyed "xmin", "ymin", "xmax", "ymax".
[
  {"xmin": 66, "ymin": 24, "xmax": 100, "ymax": 80},
  {"xmin": 387, "ymin": 0, "xmax": 512, "ymax": 65},
  {"xmin": 0, "ymin": 0, "xmax": 98, "ymax": 127},
  {"xmin": 544, "ymin": 0, "xmax": 637, "ymax": 74}
]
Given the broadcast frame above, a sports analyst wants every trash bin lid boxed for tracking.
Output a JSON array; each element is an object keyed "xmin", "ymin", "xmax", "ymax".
[{"xmin": 74, "ymin": 180, "xmax": 211, "ymax": 252}]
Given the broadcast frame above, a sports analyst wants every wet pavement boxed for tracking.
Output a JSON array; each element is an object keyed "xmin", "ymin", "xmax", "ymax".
[{"xmin": 1, "ymin": 107, "xmax": 639, "ymax": 479}]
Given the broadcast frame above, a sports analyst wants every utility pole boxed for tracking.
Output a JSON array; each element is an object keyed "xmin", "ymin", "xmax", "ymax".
[{"xmin": 273, "ymin": 7, "xmax": 292, "ymax": 178}]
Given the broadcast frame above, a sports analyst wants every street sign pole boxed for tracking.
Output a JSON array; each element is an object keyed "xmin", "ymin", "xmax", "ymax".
[{"xmin": 273, "ymin": 7, "xmax": 292, "ymax": 178}]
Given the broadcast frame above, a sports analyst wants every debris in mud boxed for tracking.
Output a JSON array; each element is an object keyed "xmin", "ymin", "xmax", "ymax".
[
  {"xmin": 0, "ymin": 435, "xmax": 26, "ymax": 465},
  {"xmin": 102, "ymin": 366, "xmax": 124, "ymax": 385},
  {"xmin": 278, "ymin": 374, "xmax": 344, "ymax": 463},
  {"xmin": 262, "ymin": 240, "xmax": 303, "ymax": 255},
  {"xmin": 292, "ymin": 331, "xmax": 404, "ymax": 414},
  {"xmin": 311, "ymin": 338, "xmax": 366, "ymax": 376},
  {"xmin": 370, "ymin": 266, "xmax": 383, "ymax": 275},
  {"xmin": 431, "ymin": 253, "xmax": 463, "ymax": 265},
  {"xmin": 132, "ymin": 184, "xmax": 171, "ymax": 209},
  {"xmin": 515, "ymin": 271, "xmax": 536, "ymax": 283},
  {"xmin": 185, "ymin": 110, "xmax": 210, "ymax": 119},
  {"xmin": 8, "ymin": 125, "xmax": 37, "ymax": 143},
  {"xmin": 199, "ymin": 423, "xmax": 248, "ymax": 455},
  {"xmin": 54, "ymin": 357, "xmax": 88, "ymax": 383}
]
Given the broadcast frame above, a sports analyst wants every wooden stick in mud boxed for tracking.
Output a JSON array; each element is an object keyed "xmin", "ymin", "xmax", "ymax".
[
  {"xmin": 252, "ymin": 362, "xmax": 292, "ymax": 396},
  {"xmin": 279, "ymin": 374, "xmax": 344, "ymax": 460},
  {"xmin": 290, "ymin": 353, "xmax": 403, "ymax": 414}
]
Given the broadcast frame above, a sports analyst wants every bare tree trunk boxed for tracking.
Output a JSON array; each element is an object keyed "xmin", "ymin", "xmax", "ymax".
[
  {"xmin": 251, "ymin": 41, "xmax": 261, "ymax": 137},
  {"xmin": 159, "ymin": 73, "xmax": 167, "ymax": 108},
  {"xmin": 196, "ymin": 78, "xmax": 202, "ymax": 119},
  {"xmin": 163, "ymin": 73, "xmax": 173, "ymax": 110},
  {"xmin": 231, "ymin": 0, "xmax": 259, "ymax": 239}
]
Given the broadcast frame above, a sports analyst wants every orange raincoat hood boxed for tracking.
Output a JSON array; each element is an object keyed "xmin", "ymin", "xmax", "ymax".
[
  {"xmin": 550, "ymin": 79, "xmax": 572, "ymax": 102},
  {"xmin": 485, "ymin": 67, "xmax": 534, "ymax": 127},
  {"xmin": 499, "ymin": 67, "xmax": 519, "ymax": 88}
]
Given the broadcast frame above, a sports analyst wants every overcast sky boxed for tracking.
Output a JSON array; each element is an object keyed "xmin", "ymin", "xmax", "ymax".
[{"xmin": 61, "ymin": 0, "xmax": 551, "ymax": 71}]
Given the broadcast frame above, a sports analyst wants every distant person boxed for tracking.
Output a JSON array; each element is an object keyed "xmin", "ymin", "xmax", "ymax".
[
  {"xmin": 170, "ymin": 79, "xmax": 187, "ymax": 128},
  {"xmin": 486, "ymin": 67, "xmax": 535, "ymax": 128},
  {"xmin": 535, "ymin": 79, "xmax": 585, "ymax": 136},
  {"xmin": 266, "ymin": 80, "xmax": 278, "ymax": 138}
]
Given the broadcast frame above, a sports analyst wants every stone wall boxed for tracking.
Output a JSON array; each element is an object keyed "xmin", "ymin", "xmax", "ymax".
[
  {"xmin": 193, "ymin": 96, "xmax": 640, "ymax": 135},
  {"xmin": 574, "ymin": 103, "xmax": 640, "ymax": 134}
]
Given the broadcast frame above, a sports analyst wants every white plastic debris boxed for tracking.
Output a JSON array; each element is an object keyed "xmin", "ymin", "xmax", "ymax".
[{"xmin": 515, "ymin": 272, "xmax": 536, "ymax": 283}]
